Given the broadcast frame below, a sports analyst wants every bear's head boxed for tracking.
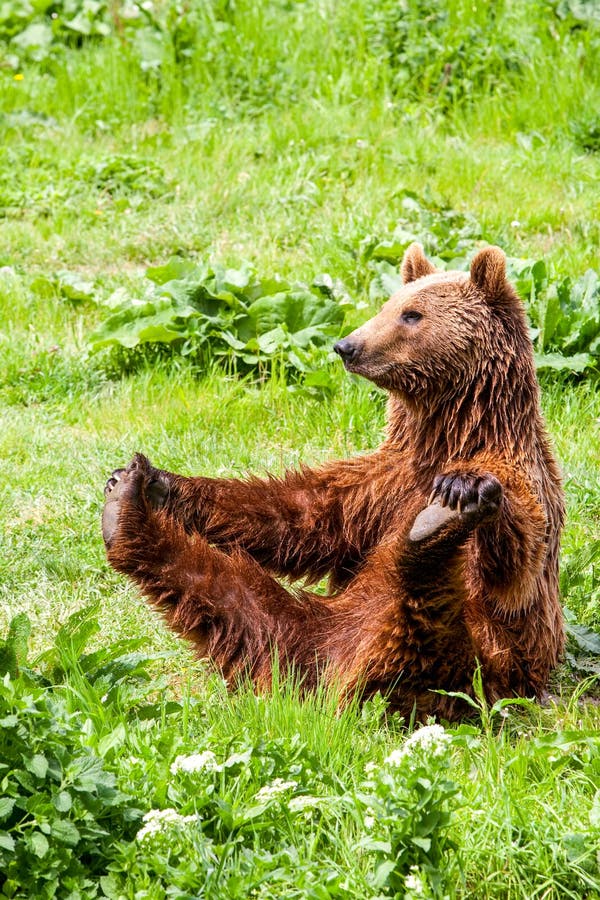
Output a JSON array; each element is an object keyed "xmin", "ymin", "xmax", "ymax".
[{"xmin": 334, "ymin": 243, "xmax": 531, "ymax": 403}]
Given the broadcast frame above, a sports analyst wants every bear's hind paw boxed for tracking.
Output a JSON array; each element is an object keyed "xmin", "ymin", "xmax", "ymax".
[
  {"xmin": 102, "ymin": 454, "xmax": 170, "ymax": 548},
  {"xmin": 102, "ymin": 471, "xmax": 131, "ymax": 547}
]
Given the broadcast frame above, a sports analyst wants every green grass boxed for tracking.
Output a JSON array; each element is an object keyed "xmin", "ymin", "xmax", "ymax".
[{"xmin": 2, "ymin": 0, "xmax": 600, "ymax": 896}]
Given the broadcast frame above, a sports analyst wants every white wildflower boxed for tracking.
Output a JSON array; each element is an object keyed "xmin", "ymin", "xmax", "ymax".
[
  {"xmin": 255, "ymin": 778, "xmax": 298, "ymax": 802},
  {"xmin": 170, "ymin": 750, "xmax": 221, "ymax": 775},
  {"xmin": 288, "ymin": 795, "xmax": 320, "ymax": 813},
  {"xmin": 364, "ymin": 815, "xmax": 375, "ymax": 830},
  {"xmin": 385, "ymin": 724, "xmax": 451, "ymax": 765},
  {"xmin": 364, "ymin": 761, "xmax": 377, "ymax": 775},
  {"xmin": 385, "ymin": 747, "xmax": 405, "ymax": 766},
  {"xmin": 510, "ymin": 219, "xmax": 521, "ymax": 228},
  {"xmin": 405, "ymin": 865, "xmax": 427, "ymax": 894},
  {"xmin": 136, "ymin": 808, "xmax": 196, "ymax": 842}
]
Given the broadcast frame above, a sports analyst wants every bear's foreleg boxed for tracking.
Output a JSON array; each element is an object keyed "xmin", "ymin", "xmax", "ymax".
[
  {"xmin": 428, "ymin": 460, "xmax": 549, "ymax": 609},
  {"xmin": 424, "ymin": 460, "xmax": 563, "ymax": 698},
  {"xmin": 335, "ymin": 482, "xmax": 503, "ymax": 719},
  {"xmin": 105, "ymin": 451, "xmax": 402, "ymax": 584}
]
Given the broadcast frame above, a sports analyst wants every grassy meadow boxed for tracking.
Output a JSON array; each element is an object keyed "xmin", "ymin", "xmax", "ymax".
[{"xmin": 1, "ymin": 0, "xmax": 600, "ymax": 896}]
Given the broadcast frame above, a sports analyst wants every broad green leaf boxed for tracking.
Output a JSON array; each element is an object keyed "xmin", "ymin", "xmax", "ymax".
[
  {"xmin": 223, "ymin": 750, "xmax": 252, "ymax": 768},
  {"xmin": 90, "ymin": 299, "xmax": 199, "ymax": 350},
  {"xmin": 57, "ymin": 271, "xmax": 95, "ymax": 302},
  {"xmin": 256, "ymin": 326, "xmax": 288, "ymax": 354},
  {"xmin": 490, "ymin": 696, "xmax": 535, "ymax": 713},
  {"xmin": 146, "ymin": 257, "xmax": 202, "ymax": 285},
  {"xmin": 566, "ymin": 621, "xmax": 600, "ymax": 654},
  {"xmin": 530, "ymin": 259, "xmax": 548, "ymax": 294},
  {"xmin": 534, "ymin": 352, "xmax": 594, "ymax": 373},
  {"xmin": 53, "ymin": 790, "xmax": 72, "ymax": 812},
  {"xmin": 220, "ymin": 331, "xmax": 248, "ymax": 351},
  {"xmin": 28, "ymin": 831, "xmax": 49, "ymax": 858},
  {"xmin": 0, "ymin": 646, "xmax": 17, "ymax": 679},
  {"xmin": 357, "ymin": 837, "xmax": 392, "ymax": 853},
  {"xmin": 433, "ymin": 689, "xmax": 480, "ymax": 709},
  {"xmin": 0, "ymin": 797, "xmax": 15, "ymax": 820},
  {"xmin": 26, "ymin": 754, "xmax": 48, "ymax": 779},
  {"xmin": 97, "ymin": 724, "xmax": 127, "ymax": 757},
  {"xmin": 11, "ymin": 22, "xmax": 52, "ymax": 58},
  {"xmin": 51, "ymin": 818, "xmax": 80, "ymax": 846},
  {"xmin": 368, "ymin": 262, "xmax": 404, "ymax": 302},
  {"xmin": 246, "ymin": 290, "xmax": 343, "ymax": 338},
  {"xmin": 0, "ymin": 714, "xmax": 18, "ymax": 727},
  {"xmin": 55, "ymin": 603, "xmax": 100, "ymax": 657},
  {"xmin": 134, "ymin": 27, "xmax": 164, "ymax": 71},
  {"xmin": 372, "ymin": 860, "xmax": 396, "ymax": 889},
  {"xmin": 411, "ymin": 835, "xmax": 431, "ymax": 851},
  {"xmin": 538, "ymin": 286, "xmax": 561, "ymax": 350},
  {"xmin": 370, "ymin": 238, "xmax": 414, "ymax": 263},
  {"xmin": 234, "ymin": 803, "xmax": 268, "ymax": 825},
  {"xmin": 0, "ymin": 832, "xmax": 15, "ymax": 852},
  {"xmin": 221, "ymin": 265, "xmax": 254, "ymax": 291}
]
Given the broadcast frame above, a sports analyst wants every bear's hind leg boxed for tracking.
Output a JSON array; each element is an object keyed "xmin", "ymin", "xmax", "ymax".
[{"xmin": 102, "ymin": 456, "xmax": 326, "ymax": 685}]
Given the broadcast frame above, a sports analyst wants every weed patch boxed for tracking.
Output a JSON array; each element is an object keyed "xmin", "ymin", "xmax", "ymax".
[
  {"xmin": 3, "ymin": 609, "xmax": 600, "ymax": 898},
  {"xmin": 89, "ymin": 257, "xmax": 347, "ymax": 383}
]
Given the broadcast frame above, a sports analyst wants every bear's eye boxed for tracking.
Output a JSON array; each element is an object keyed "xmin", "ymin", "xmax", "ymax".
[{"xmin": 399, "ymin": 310, "xmax": 422, "ymax": 325}]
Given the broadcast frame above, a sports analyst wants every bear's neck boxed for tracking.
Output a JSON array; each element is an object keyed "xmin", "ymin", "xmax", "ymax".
[{"xmin": 385, "ymin": 373, "xmax": 542, "ymax": 469}]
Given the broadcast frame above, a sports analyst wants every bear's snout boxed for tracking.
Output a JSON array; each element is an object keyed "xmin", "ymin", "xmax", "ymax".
[{"xmin": 334, "ymin": 337, "xmax": 362, "ymax": 366}]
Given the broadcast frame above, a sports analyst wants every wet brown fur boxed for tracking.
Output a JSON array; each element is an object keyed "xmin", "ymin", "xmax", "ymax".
[{"xmin": 105, "ymin": 244, "xmax": 565, "ymax": 720}]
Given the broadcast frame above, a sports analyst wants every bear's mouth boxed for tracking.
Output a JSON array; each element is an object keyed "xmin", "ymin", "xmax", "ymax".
[{"xmin": 341, "ymin": 356, "xmax": 393, "ymax": 386}]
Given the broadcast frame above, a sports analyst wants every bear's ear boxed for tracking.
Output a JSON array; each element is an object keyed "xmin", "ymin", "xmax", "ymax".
[
  {"xmin": 469, "ymin": 246, "xmax": 506, "ymax": 300},
  {"xmin": 401, "ymin": 243, "xmax": 436, "ymax": 284}
]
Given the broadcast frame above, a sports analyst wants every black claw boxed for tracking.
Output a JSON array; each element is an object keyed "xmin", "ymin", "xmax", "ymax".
[
  {"xmin": 478, "ymin": 476, "xmax": 502, "ymax": 507},
  {"xmin": 428, "ymin": 472, "xmax": 502, "ymax": 515},
  {"xmin": 104, "ymin": 468, "xmax": 126, "ymax": 497}
]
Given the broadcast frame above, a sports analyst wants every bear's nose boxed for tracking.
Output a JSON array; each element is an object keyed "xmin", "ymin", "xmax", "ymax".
[{"xmin": 334, "ymin": 338, "xmax": 360, "ymax": 363}]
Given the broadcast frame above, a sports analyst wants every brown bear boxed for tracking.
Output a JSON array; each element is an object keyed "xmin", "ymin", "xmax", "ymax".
[{"xmin": 102, "ymin": 244, "xmax": 565, "ymax": 720}]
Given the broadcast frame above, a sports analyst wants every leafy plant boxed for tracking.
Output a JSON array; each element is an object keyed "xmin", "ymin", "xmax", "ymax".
[
  {"xmin": 73, "ymin": 155, "xmax": 170, "ymax": 202},
  {"xmin": 570, "ymin": 114, "xmax": 600, "ymax": 153},
  {"xmin": 365, "ymin": 0, "xmax": 531, "ymax": 109},
  {"xmin": 0, "ymin": 606, "xmax": 194, "ymax": 898},
  {"xmin": 356, "ymin": 724, "xmax": 460, "ymax": 897},
  {"xmin": 1, "ymin": 0, "xmax": 147, "ymax": 66},
  {"xmin": 89, "ymin": 258, "xmax": 347, "ymax": 381},
  {"xmin": 88, "ymin": 214, "xmax": 600, "ymax": 382},
  {"xmin": 0, "ymin": 620, "xmax": 144, "ymax": 898},
  {"xmin": 361, "ymin": 191, "xmax": 482, "ymax": 303},
  {"xmin": 0, "ymin": 613, "xmax": 30, "ymax": 679},
  {"xmin": 549, "ymin": 0, "xmax": 600, "ymax": 26},
  {"xmin": 510, "ymin": 260, "xmax": 600, "ymax": 372},
  {"xmin": 0, "ymin": 674, "xmax": 142, "ymax": 899}
]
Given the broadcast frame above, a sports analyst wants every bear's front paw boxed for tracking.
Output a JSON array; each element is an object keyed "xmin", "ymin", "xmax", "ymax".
[
  {"xmin": 102, "ymin": 454, "xmax": 171, "ymax": 548},
  {"xmin": 408, "ymin": 472, "xmax": 502, "ymax": 543},
  {"xmin": 428, "ymin": 472, "xmax": 502, "ymax": 515}
]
